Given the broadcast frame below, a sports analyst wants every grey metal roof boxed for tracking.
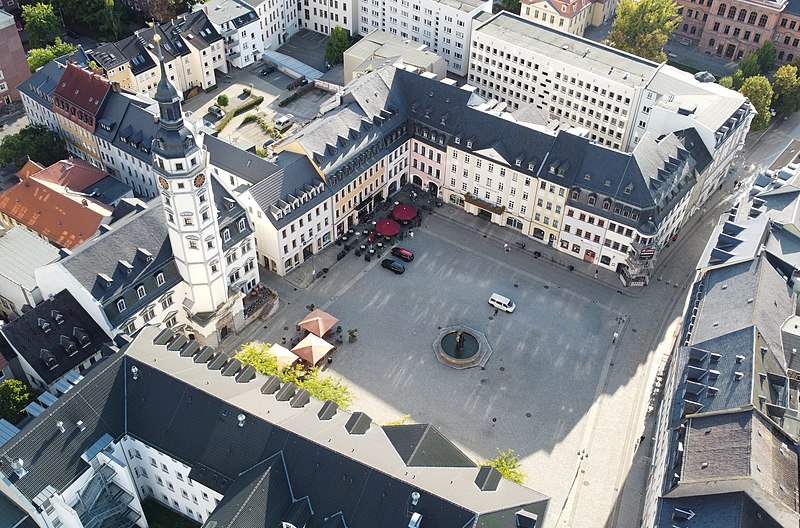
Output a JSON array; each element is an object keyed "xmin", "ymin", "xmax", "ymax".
[
  {"xmin": 0, "ymin": 289, "xmax": 112, "ymax": 384},
  {"xmin": 0, "ymin": 227, "xmax": 60, "ymax": 292},
  {"xmin": 82, "ymin": 176, "xmax": 132, "ymax": 206},
  {"xmin": 0, "ymin": 492, "xmax": 36, "ymax": 528},
  {"xmin": 474, "ymin": 12, "xmax": 658, "ymax": 89}
]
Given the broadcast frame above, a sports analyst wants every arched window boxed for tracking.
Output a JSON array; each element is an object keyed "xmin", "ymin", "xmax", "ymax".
[
  {"xmin": 691, "ymin": 26, "xmax": 696, "ymax": 34},
  {"xmin": 683, "ymin": 23, "xmax": 688, "ymax": 31},
  {"xmin": 748, "ymin": 11, "xmax": 757, "ymax": 24},
  {"xmin": 709, "ymin": 38, "xmax": 716, "ymax": 47},
  {"xmin": 727, "ymin": 6, "xmax": 735, "ymax": 18},
  {"xmin": 779, "ymin": 51, "xmax": 785, "ymax": 60},
  {"xmin": 737, "ymin": 9, "xmax": 746, "ymax": 22},
  {"xmin": 789, "ymin": 54, "xmax": 795, "ymax": 62},
  {"xmin": 717, "ymin": 3, "xmax": 726, "ymax": 16},
  {"xmin": 759, "ymin": 14, "xmax": 768, "ymax": 27}
]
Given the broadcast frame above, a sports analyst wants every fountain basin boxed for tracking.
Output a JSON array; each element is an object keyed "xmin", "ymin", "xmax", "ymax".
[{"xmin": 433, "ymin": 325, "xmax": 493, "ymax": 369}]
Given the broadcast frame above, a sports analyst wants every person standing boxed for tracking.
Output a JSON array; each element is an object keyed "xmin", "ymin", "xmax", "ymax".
[{"xmin": 504, "ymin": 243, "xmax": 509, "ymax": 252}]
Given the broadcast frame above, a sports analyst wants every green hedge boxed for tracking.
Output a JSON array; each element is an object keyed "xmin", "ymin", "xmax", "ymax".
[
  {"xmin": 215, "ymin": 96, "xmax": 265, "ymax": 132},
  {"xmin": 233, "ymin": 96, "xmax": 265, "ymax": 117},
  {"xmin": 205, "ymin": 84, "xmax": 218, "ymax": 93},
  {"xmin": 278, "ymin": 93, "xmax": 299, "ymax": 107}
]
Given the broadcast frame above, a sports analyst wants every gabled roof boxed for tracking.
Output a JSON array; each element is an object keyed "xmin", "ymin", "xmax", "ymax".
[
  {"xmin": 203, "ymin": 135, "xmax": 281, "ymax": 185},
  {"xmin": 0, "ymin": 165, "xmax": 114, "ymax": 249},
  {"xmin": 0, "ymin": 289, "xmax": 112, "ymax": 384},
  {"xmin": 0, "ymin": 326, "xmax": 548, "ymax": 527},
  {"xmin": 53, "ymin": 63, "xmax": 111, "ymax": 116},
  {"xmin": 655, "ymin": 492, "xmax": 783, "ymax": 528},
  {"xmin": 18, "ymin": 158, "xmax": 107, "ymax": 190},
  {"xmin": 383, "ymin": 424, "xmax": 477, "ymax": 467}
]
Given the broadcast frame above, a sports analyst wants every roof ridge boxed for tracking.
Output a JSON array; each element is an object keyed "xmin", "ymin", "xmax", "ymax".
[{"xmin": 405, "ymin": 423, "xmax": 432, "ymax": 464}]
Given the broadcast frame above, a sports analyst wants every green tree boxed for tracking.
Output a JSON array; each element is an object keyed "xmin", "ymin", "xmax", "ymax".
[
  {"xmin": 0, "ymin": 380, "xmax": 35, "ymax": 424},
  {"xmin": 740, "ymin": 75, "xmax": 774, "ymax": 131},
  {"xmin": 739, "ymin": 52, "xmax": 761, "ymax": 79},
  {"xmin": 731, "ymin": 69, "xmax": 746, "ymax": 90},
  {"xmin": 482, "ymin": 449, "xmax": 526, "ymax": 485},
  {"xmin": 26, "ymin": 37, "xmax": 78, "ymax": 72},
  {"xmin": 325, "ymin": 25, "xmax": 351, "ymax": 66},
  {"xmin": 499, "ymin": 0, "xmax": 521, "ymax": 14},
  {"xmin": 22, "ymin": 3, "xmax": 61, "ymax": 48},
  {"xmin": 772, "ymin": 64, "xmax": 800, "ymax": 114},
  {"xmin": 216, "ymin": 94, "xmax": 229, "ymax": 107},
  {"xmin": 605, "ymin": 0, "xmax": 679, "ymax": 62},
  {"xmin": 101, "ymin": 0, "xmax": 125, "ymax": 41},
  {"xmin": 718, "ymin": 76, "xmax": 734, "ymax": 89},
  {"xmin": 148, "ymin": 0, "xmax": 179, "ymax": 22},
  {"xmin": 756, "ymin": 40, "xmax": 777, "ymax": 74},
  {"xmin": 235, "ymin": 341, "xmax": 353, "ymax": 409},
  {"xmin": 0, "ymin": 124, "xmax": 69, "ymax": 168}
]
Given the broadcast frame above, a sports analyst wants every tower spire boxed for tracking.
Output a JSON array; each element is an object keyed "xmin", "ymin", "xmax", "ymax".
[{"xmin": 151, "ymin": 33, "xmax": 197, "ymax": 160}]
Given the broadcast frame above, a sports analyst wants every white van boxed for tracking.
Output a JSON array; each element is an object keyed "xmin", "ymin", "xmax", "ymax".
[
  {"xmin": 488, "ymin": 293, "xmax": 515, "ymax": 313},
  {"xmin": 275, "ymin": 114, "xmax": 294, "ymax": 132}
]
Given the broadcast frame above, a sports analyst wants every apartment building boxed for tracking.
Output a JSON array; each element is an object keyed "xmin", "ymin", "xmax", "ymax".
[
  {"xmin": 468, "ymin": 12, "xmax": 753, "ymax": 190},
  {"xmin": 301, "ymin": 0, "xmax": 358, "ymax": 35},
  {"xmin": 90, "ymin": 11, "xmax": 226, "ymax": 99},
  {"xmin": 249, "ymin": 0, "xmax": 300, "ymax": 50},
  {"xmin": 358, "ymin": 0, "xmax": 491, "ymax": 75},
  {"xmin": 200, "ymin": 0, "xmax": 264, "ymax": 69}
]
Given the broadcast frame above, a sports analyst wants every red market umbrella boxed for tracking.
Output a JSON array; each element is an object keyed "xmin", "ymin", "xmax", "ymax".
[
  {"xmin": 376, "ymin": 218, "xmax": 401, "ymax": 237},
  {"xmin": 392, "ymin": 203, "xmax": 417, "ymax": 222}
]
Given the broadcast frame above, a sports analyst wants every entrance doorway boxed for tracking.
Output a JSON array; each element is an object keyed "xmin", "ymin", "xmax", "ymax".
[
  {"xmin": 388, "ymin": 181, "xmax": 397, "ymax": 195},
  {"xmin": 428, "ymin": 182, "xmax": 439, "ymax": 195},
  {"xmin": 533, "ymin": 228, "xmax": 545, "ymax": 240},
  {"xmin": 303, "ymin": 244, "xmax": 314, "ymax": 260},
  {"xmin": 412, "ymin": 175, "xmax": 423, "ymax": 187},
  {"xmin": 725, "ymin": 44, "xmax": 736, "ymax": 58},
  {"xmin": 477, "ymin": 209, "xmax": 492, "ymax": 221}
]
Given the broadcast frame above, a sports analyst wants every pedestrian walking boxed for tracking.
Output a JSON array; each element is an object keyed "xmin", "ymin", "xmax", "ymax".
[
  {"xmin": 612, "ymin": 331, "xmax": 619, "ymax": 344},
  {"xmin": 409, "ymin": 230, "xmax": 414, "ymax": 238},
  {"xmin": 493, "ymin": 308, "xmax": 499, "ymax": 316},
  {"xmin": 595, "ymin": 269, "xmax": 599, "ymax": 279},
  {"xmin": 504, "ymin": 243, "xmax": 509, "ymax": 252}
]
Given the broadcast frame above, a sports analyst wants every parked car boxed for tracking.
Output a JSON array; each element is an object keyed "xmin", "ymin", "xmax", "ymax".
[
  {"xmin": 262, "ymin": 138, "xmax": 276, "ymax": 149},
  {"xmin": 274, "ymin": 114, "xmax": 294, "ymax": 132},
  {"xmin": 208, "ymin": 105, "xmax": 225, "ymax": 118},
  {"xmin": 381, "ymin": 259, "xmax": 405, "ymax": 274},
  {"xmin": 201, "ymin": 119, "xmax": 214, "ymax": 128},
  {"xmin": 261, "ymin": 64, "xmax": 277, "ymax": 75},
  {"xmin": 391, "ymin": 247, "xmax": 414, "ymax": 262},
  {"xmin": 488, "ymin": 292, "xmax": 515, "ymax": 313}
]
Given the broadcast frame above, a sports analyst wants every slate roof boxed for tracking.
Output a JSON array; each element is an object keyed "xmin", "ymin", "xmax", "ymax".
[
  {"xmin": 655, "ymin": 492, "xmax": 783, "ymax": 528},
  {"xmin": 0, "ymin": 492, "xmax": 37, "ymax": 528},
  {"xmin": 382, "ymin": 424, "xmax": 477, "ymax": 467},
  {"xmin": 91, "ymin": 12, "xmax": 220, "ymax": 74},
  {"xmin": 56, "ymin": 202, "xmax": 181, "ymax": 326},
  {"xmin": 0, "ymin": 227, "xmax": 60, "ymax": 292},
  {"xmin": 16, "ymin": 48, "xmax": 90, "ymax": 108},
  {"xmin": 94, "ymin": 91, "xmax": 158, "ymax": 165},
  {"xmin": 205, "ymin": 454, "xmax": 294, "ymax": 527},
  {"xmin": 204, "ymin": 134, "xmax": 281, "ymax": 185},
  {"xmin": 0, "ymin": 289, "xmax": 112, "ymax": 384},
  {"xmin": 0, "ymin": 326, "xmax": 548, "ymax": 527}
]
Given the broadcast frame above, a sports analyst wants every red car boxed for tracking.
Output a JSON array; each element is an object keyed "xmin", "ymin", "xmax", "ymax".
[{"xmin": 391, "ymin": 247, "xmax": 414, "ymax": 262}]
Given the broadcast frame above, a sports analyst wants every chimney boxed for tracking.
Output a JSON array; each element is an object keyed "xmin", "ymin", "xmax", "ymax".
[
  {"xmin": 11, "ymin": 459, "xmax": 26, "ymax": 478},
  {"xmin": 56, "ymin": 421, "xmax": 65, "ymax": 433},
  {"xmin": 76, "ymin": 420, "xmax": 86, "ymax": 432}
]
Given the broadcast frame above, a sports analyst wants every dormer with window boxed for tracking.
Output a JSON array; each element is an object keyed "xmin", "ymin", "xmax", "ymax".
[
  {"xmin": 40, "ymin": 349, "xmax": 58, "ymax": 370},
  {"xmin": 74, "ymin": 327, "xmax": 91, "ymax": 348},
  {"xmin": 60, "ymin": 335, "xmax": 79, "ymax": 357},
  {"xmin": 52, "ymin": 310, "xmax": 65, "ymax": 325},
  {"xmin": 38, "ymin": 318, "xmax": 52, "ymax": 334}
]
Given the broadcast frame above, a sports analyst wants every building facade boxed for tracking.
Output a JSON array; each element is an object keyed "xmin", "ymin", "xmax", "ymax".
[
  {"xmin": 0, "ymin": 9, "xmax": 30, "ymax": 108},
  {"xmin": 199, "ymin": 0, "xmax": 264, "ymax": 69},
  {"xmin": 357, "ymin": 0, "xmax": 491, "ymax": 75},
  {"xmin": 300, "ymin": 0, "xmax": 358, "ymax": 35}
]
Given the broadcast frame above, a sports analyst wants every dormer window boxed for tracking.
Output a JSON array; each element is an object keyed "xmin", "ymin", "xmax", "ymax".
[
  {"xmin": 117, "ymin": 299, "xmax": 126, "ymax": 312},
  {"xmin": 584, "ymin": 173, "xmax": 591, "ymax": 181},
  {"xmin": 223, "ymin": 229, "xmax": 231, "ymax": 242},
  {"xmin": 455, "ymin": 136, "xmax": 461, "ymax": 144},
  {"xmin": 238, "ymin": 218, "xmax": 247, "ymax": 232},
  {"xmin": 74, "ymin": 328, "xmax": 91, "ymax": 347},
  {"xmin": 136, "ymin": 285, "xmax": 146, "ymax": 299},
  {"xmin": 571, "ymin": 190, "xmax": 580, "ymax": 200},
  {"xmin": 52, "ymin": 310, "xmax": 64, "ymax": 325},
  {"xmin": 515, "ymin": 158, "xmax": 522, "ymax": 167},
  {"xmin": 155, "ymin": 272, "xmax": 165, "ymax": 287},
  {"xmin": 624, "ymin": 186, "xmax": 632, "ymax": 195},
  {"xmin": 528, "ymin": 162, "xmax": 535, "ymax": 171},
  {"xmin": 38, "ymin": 318, "xmax": 51, "ymax": 334},
  {"xmin": 466, "ymin": 140, "xmax": 473, "ymax": 148}
]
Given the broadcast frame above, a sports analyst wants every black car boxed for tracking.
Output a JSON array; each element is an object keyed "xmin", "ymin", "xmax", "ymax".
[
  {"xmin": 381, "ymin": 259, "xmax": 405, "ymax": 274},
  {"xmin": 391, "ymin": 247, "xmax": 414, "ymax": 262},
  {"xmin": 261, "ymin": 64, "xmax": 277, "ymax": 75}
]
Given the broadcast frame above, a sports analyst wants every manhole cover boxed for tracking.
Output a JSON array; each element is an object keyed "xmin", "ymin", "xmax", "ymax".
[
  {"xmin": 514, "ymin": 284, "xmax": 518, "ymax": 288},
  {"xmin": 412, "ymin": 331, "xmax": 418, "ymax": 336},
  {"xmin": 480, "ymin": 378, "xmax": 487, "ymax": 384},
  {"xmin": 632, "ymin": 328, "xmax": 637, "ymax": 333},
  {"xmin": 499, "ymin": 366, "xmax": 506, "ymax": 371},
  {"xmin": 526, "ymin": 412, "xmax": 531, "ymax": 418},
  {"xmin": 283, "ymin": 327, "xmax": 288, "ymax": 331},
  {"xmin": 437, "ymin": 326, "xmax": 442, "ymax": 330},
  {"xmin": 483, "ymin": 235, "xmax": 487, "ymax": 238},
  {"xmin": 544, "ymin": 285, "xmax": 549, "ymax": 289},
  {"xmin": 293, "ymin": 288, "xmax": 297, "ymax": 291},
  {"xmin": 489, "ymin": 316, "xmax": 494, "ymax": 320}
]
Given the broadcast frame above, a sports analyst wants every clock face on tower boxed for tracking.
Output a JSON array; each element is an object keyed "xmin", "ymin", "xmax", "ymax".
[
  {"xmin": 159, "ymin": 177, "xmax": 169, "ymax": 189},
  {"xmin": 194, "ymin": 174, "xmax": 206, "ymax": 188}
]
